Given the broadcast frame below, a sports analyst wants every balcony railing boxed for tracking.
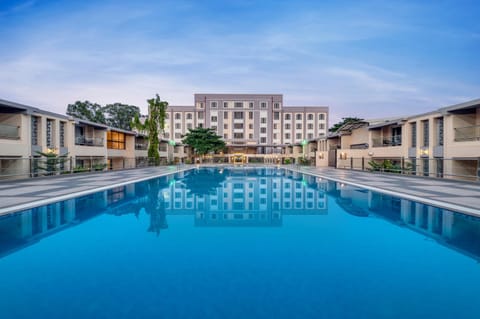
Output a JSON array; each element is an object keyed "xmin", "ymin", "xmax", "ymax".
[
  {"xmin": 372, "ymin": 135, "xmax": 402, "ymax": 147},
  {"xmin": 454, "ymin": 125, "xmax": 480, "ymax": 141},
  {"xmin": 135, "ymin": 143, "xmax": 148, "ymax": 150},
  {"xmin": 0, "ymin": 123, "xmax": 20, "ymax": 139},
  {"xmin": 75, "ymin": 136, "xmax": 104, "ymax": 147}
]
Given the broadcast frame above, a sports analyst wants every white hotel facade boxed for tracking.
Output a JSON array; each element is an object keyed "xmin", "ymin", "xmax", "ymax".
[{"xmin": 164, "ymin": 94, "xmax": 329, "ymax": 154}]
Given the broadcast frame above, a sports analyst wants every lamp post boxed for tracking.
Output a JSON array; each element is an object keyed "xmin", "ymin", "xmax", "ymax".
[{"xmin": 168, "ymin": 140, "xmax": 176, "ymax": 164}]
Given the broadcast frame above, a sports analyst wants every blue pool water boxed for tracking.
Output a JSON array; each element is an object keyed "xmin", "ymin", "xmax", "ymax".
[{"xmin": 1, "ymin": 167, "xmax": 480, "ymax": 319}]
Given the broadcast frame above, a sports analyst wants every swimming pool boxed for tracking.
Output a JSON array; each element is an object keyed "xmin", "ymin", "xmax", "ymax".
[{"xmin": 0, "ymin": 167, "xmax": 479, "ymax": 318}]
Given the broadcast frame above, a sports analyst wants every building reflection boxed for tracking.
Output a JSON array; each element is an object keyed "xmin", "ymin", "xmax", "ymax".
[{"xmin": 0, "ymin": 168, "xmax": 479, "ymax": 262}]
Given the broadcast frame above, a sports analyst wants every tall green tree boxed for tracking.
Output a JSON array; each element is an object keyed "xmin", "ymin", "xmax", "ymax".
[
  {"xmin": 66, "ymin": 101, "xmax": 106, "ymax": 124},
  {"xmin": 329, "ymin": 117, "xmax": 364, "ymax": 132},
  {"xmin": 104, "ymin": 103, "xmax": 140, "ymax": 130},
  {"xmin": 182, "ymin": 127, "xmax": 226, "ymax": 156},
  {"xmin": 145, "ymin": 94, "xmax": 169, "ymax": 162}
]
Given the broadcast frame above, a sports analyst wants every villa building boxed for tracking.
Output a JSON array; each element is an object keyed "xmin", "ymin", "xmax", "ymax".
[
  {"xmin": 310, "ymin": 98, "xmax": 480, "ymax": 181},
  {"xmin": 0, "ymin": 99, "xmax": 149, "ymax": 179}
]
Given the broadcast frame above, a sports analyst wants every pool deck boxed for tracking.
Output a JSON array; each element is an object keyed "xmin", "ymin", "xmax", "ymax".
[
  {"xmin": 290, "ymin": 166, "xmax": 480, "ymax": 216},
  {"xmin": 0, "ymin": 166, "xmax": 193, "ymax": 216},
  {"xmin": 0, "ymin": 165, "xmax": 478, "ymax": 217}
]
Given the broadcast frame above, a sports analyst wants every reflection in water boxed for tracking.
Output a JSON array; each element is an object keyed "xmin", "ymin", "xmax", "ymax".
[{"xmin": 0, "ymin": 168, "xmax": 479, "ymax": 262}]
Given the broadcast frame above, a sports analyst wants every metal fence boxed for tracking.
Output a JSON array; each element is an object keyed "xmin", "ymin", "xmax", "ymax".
[
  {"xmin": 337, "ymin": 157, "xmax": 480, "ymax": 182},
  {"xmin": 0, "ymin": 156, "xmax": 175, "ymax": 180}
]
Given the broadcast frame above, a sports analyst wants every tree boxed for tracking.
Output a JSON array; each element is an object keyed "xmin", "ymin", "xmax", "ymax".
[
  {"xmin": 66, "ymin": 101, "xmax": 106, "ymax": 124},
  {"xmin": 146, "ymin": 94, "xmax": 168, "ymax": 162},
  {"xmin": 182, "ymin": 127, "xmax": 226, "ymax": 157},
  {"xmin": 329, "ymin": 117, "xmax": 364, "ymax": 133},
  {"xmin": 104, "ymin": 103, "xmax": 140, "ymax": 130}
]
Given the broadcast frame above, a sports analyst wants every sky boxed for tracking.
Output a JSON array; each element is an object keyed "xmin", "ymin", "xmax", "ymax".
[{"xmin": 0, "ymin": 0, "xmax": 479, "ymax": 124}]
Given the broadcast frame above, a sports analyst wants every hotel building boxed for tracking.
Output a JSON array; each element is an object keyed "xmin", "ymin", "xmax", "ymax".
[{"xmin": 164, "ymin": 94, "xmax": 329, "ymax": 154}]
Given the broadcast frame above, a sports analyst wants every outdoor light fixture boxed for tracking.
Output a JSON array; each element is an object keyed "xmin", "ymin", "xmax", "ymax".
[
  {"xmin": 368, "ymin": 151, "xmax": 374, "ymax": 156},
  {"xmin": 318, "ymin": 153, "xmax": 324, "ymax": 159},
  {"xmin": 339, "ymin": 152, "xmax": 347, "ymax": 160},
  {"xmin": 420, "ymin": 147, "xmax": 429, "ymax": 157}
]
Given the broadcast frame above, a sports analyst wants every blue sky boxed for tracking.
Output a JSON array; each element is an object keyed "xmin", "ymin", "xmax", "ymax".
[{"xmin": 0, "ymin": 0, "xmax": 479, "ymax": 124}]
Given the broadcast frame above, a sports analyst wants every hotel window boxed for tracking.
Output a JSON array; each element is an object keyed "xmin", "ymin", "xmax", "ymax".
[
  {"xmin": 260, "ymin": 102, "xmax": 267, "ymax": 108},
  {"xmin": 285, "ymin": 133, "xmax": 291, "ymax": 139},
  {"xmin": 211, "ymin": 101, "xmax": 218, "ymax": 108},
  {"xmin": 274, "ymin": 103, "xmax": 280, "ymax": 109},
  {"xmin": 273, "ymin": 123, "xmax": 278, "ymax": 129},
  {"xmin": 285, "ymin": 114, "xmax": 291, "ymax": 120},
  {"xmin": 274, "ymin": 112, "xmax": 280, "ymax": 120},
  {"xmin": 211, "ymin": 125, "xmax": 217, "ymax": 130},
  {"xmin": 422, "ymin": 120, "xmax": 429, "ymax": 147},
  {"xmin": 224, "ymin": 133, "xmax": 228, "ymax": 139},
  {"xmin": 224, "ymin": 124, "xmax": 228, "ymax": 129},
  {"xmin": 223, "ymin": 102, "xmax": 228, "ymax": 108},
  {"xmin": 187, "ymin": 123, "xmax": 192, "ymax": 129},
  {"xmin": 296, "ymin": 114, "xmax": 302, "ymax": 120},
  {"xmin": 174, "ymin": 123, "xmax": 181, "ymax": 129},
  {"xmin": 273, "ymin": 133, "xmax": 278, "ymax": 139},
  {"xmin": 211, "ymin": 116, "xmax": 218, "ymax": 122},
  {"xmin": 260, "ymin": 137, "xmax": 266, "ymax": 143},
  {"xmin": 249, "ymin": 133, "xmax": 253, "ymax": 139},
  {"xmin": 198, "ymin": 112, "xmax": 204, "ymax": 120},
  {"xmin": 175, "ymin": 133, "xmax": 182, "ymax": 138},
  {"xmin": 249, "ymin": 102, "xmax": 254, "ymax": 108},
  {"xmin": 234, "ymin": 102, "xmax": 243, "ymax": 108},
  {"xmin": 233, "ymin": 133, "xmax": 244, "ymax": 139},
  {"xmin": 186, "ymin": 113, "xmax": 193, "ymax": 120},
  {"xmin": 198, "ymin": 123, "xmax": 203, "ymax": 128},
  {"xmin": 308, "ymin": 133, "xmax": 313, "ymax": 139},
  {"xmin": 436, "ymin": 117, "xmax": 444, "ymax": 146},
  {"xmin": 319, "ymin": 113, "xmax": 325, "ymax": 120},
  {"xmin": 260, "ymin": 128, "xmax": 267, "ymax": 133},
  {"xmin": 260, "ymin": 118, "xmax": 266, "ymax": 124},
  {"xmin": 234, "ymin": 123, "xmax": 243, "ymax": 129},
  {"xmin": 249, "ymin": 112, "xmax": 253, "ymax": 120},
  {"xmin": 234, "ymin": 112, "xmax": 244, "ymax": 120},
  {"xmin": 198, "ymin": 102, "xmax": 204, "ymax": 109},
  {"xmin": 307, "ymin": 114, "xmax": 313, "ymax": 120},
  {"xmin": 296, "ymin": 123, "xmax": 302, "ymax": 129},
  {"xmin": 223, "ymin": 112, "xmax": 228, "ymax": 119},
  {"xmin": 411, "ymin": 122, "xmax": 417, "ymax": 147},
  {"xmin": 319, "ymin": 124, "xmax": 325, "ymax": 129},
  {"xmin": 164, "ymin": 132, "xmax": 170, "ymax": 138},
  {"xmin": 46, "ymin": 119, "xmax": 54, "ymax": 148},
  {"xmin": 31, "ymin": 116, "xmax": 39, "ymax": 145},
  {"xmin": 307, "ymin": 124, "xmax": 313, "ymax": 129},
  {"xmin": 59, "ymin": 122, "xmax": 65, "ymax": 147},
  {"xmin": 107, "ymin": 131, "xmax": 126, "ymax": 149},
  {"xmin": 249, "ymin": 124, "xmax": 253, "ymax": 129},
  {"xmin": 296, "ymin": 133, "xmax": 302, "ymax": 139},
  {"xmin": 175, "ymin": 113, "xmax": 181, "ymax": 120},
  {"xmin": 285, "ymin": 123, "xmax": 291, "ymax": 129}
]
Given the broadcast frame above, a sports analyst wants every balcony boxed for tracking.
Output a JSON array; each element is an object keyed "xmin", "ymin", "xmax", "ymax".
[
  {"xmin": 0, "ymin": 123, "xmax": 20, "ymax": 139},
  {"xmin": 75, "ymin": 136, "xmax": 104, "ymax": 147},
  {"xmin": 135, "ymin": 143, "xmax": 148, "ymax": 150},
  {"xmin": 372, "ymin": 135, "xmax": 402, "ymax": 147},
  {"xmin": 454, "ymin": 125, "xmax": 480, "ymax": 141},
  {"xmin": 350, "ymin": 143, "xmax": 369, "ymax": 150}
]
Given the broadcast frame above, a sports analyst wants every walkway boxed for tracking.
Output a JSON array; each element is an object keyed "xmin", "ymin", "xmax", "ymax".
[
  {"xmin": 0, "ymin": 166, "xmax": 192, "ymax": 216},
  {"xmin": 292, "ymin": 166, "xmax": 480, "ymax": 216}
]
